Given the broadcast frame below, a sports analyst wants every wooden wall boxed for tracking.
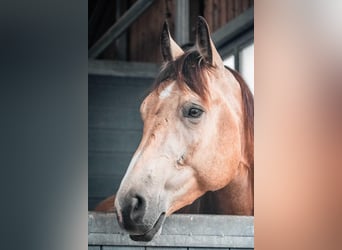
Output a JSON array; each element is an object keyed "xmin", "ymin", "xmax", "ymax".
[
  {"xmin": 88, "ymin": 74, "xmax": 153, "ymax": 209},
  {"xmin": 128, "ymin": 0, "xmax": 176, "ymax": 63},
  {"xmin": 204, "ymin": 0, "xmax": 253, "ymax": 31},
  {"xmin": 88, "ymin": 0, "xmax": 253, "ymax": 62},
  {"xmin": 128, "ymin": 0, "xmax": 253, "ymax": 62},
  {"xmin": 88, "ymin": 213, "xmax": 254, "ymax": 249}
]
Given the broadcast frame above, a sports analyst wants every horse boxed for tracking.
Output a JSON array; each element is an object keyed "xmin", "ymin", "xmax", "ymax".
[{"xmin": 95, "ymin": 16, "xmax": 254, "ymax": 241}]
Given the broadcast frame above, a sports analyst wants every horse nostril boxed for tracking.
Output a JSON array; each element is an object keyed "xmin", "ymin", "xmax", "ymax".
[
  {"xmin": 118, "ymin": 193, "xmax": 148, "ymax": 232},
  {"xmin": 130, "ymin": 194, "xmax": 146, "ymax": 221},
  {"xmin": 132, "ymin": 195, "xmax": 143, "ymax": 210}
]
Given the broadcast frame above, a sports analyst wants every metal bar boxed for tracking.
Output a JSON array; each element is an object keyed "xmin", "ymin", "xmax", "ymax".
[
  {"xmin": 89, "ymin": 0, "xmax": 155, "ymax": 59},
  {"xmin": 212, "ymin": 6, "xmax": 254, "ymax": 49},
  {"xmin": 217, "ymin": 30, "xmax": 254, "ymax": 59},
  {"xmin": 175, "ymin": 0, "xmax": 189, "ymax": 45}
]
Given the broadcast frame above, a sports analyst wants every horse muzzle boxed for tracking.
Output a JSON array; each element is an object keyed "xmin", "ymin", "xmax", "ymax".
[{"xmin": 115, "ymin": 192, "xmax": 166, "ymax": 241}]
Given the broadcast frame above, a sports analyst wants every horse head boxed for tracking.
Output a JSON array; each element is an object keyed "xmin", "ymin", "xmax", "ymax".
[{"xmin": 115, "ymin": 17, "xmax": 253, "ymax": 241}]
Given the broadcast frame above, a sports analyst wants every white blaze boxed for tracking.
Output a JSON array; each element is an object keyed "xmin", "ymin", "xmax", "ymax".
[
  {"xmin": 159, "ymin": 83, "xmax": 174, "ymax": 99},
  {"xmin": 119, "ymin": 150, "xmax": 141, "ymax": 186}
]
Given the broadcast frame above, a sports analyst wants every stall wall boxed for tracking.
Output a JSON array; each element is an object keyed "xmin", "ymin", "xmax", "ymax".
[{"xmin": 88, "ymin": 75, "xmax": 153, "ymax": 210}]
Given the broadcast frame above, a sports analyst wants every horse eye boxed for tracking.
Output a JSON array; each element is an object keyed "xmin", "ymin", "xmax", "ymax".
[{"xmin": 187, "ymin": 108, "xmax": 203, "ymax": 118}]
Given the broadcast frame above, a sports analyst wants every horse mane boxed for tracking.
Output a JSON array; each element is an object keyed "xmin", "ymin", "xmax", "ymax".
[
  {"xmin": 227, "ymin": 67, "xmax": 254, "ymax": 215},
  {"xmin": 153, "ymin": 50, "xmax": 214, "ymax": 101},
  {"xmin": 226, "ymin": 66, "xmax": 254, "ymax": 168}
]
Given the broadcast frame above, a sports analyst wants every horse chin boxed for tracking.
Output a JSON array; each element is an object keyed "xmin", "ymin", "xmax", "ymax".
[{"xmin": 129, "ymin": 213, "xmax": 166, "ymax": 242}]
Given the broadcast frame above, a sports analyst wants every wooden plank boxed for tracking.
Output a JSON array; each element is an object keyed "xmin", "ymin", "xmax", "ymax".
[
  {"xmin": 227, "ymin": 0, "xmax": 235, "ymax": 23},
  {"xmin": 88, "ymin": 246, "xmax": 101, "ymax": 250},
  {"xmin": 129, "ymin": 0, "xmax": 175, "ymax": 63},
  {"xmin": 89, "ymin": 213, "xmax": 254, "ymax": 236},
  {"xmin": 88, "ymin": 74, "xmax": 151, "ymax": 211},
  {"xmin": 220, "ymin": 0, "xmax": 227, "ymax": 26},
  {"xmin": 88, "ymin": 152, "xmax": 133, "ymax": 176},
  {"xmin": 88, "ymin": 175, "xmax": 124, "ymax": 197},
  {"xmin": 103, "ymin": 247, "xmax": 145, "ymax": 250},
  {"xmin": 213, "ymin": 0, "xmax": 220, "ymax": 31},
  {"xmin": 88, "ymin": 128, "xmax": 142, "ymax": 153},
  {"xmin": 188, "ymin": 0, "xmax": 201, "ymax": 42},
  {"xmin": 88, "ymin": 60, "xmax": 159, "ymax": 78},
  {"xmin": 241, "ymin": 0, "xmax": 250, "ymax": 12},
  {"xmin": 89, "ymin": 76, "xmax": 152, "ymax": 109},
  {"xmin": 88, "ymin": 212, "xmax": 254, "ymax": 248},
  {"xmin": 161, "ymin": 215, "xmax": 254, "ymax": 236},
  {"xmin": 189, "ymin": 248, "xmax": 228, "ymax": 250},
  {"xmin": 88, "ymin": 212, "xmax": 122, "ymax": 234},
  {"xmin": 229, "ymin": 248, "xmax": 254, "ymax": 250},
  {"xmin": 88, "ymin": 233, "xmax": 254, "ymax": 248},
  {"xmin": 212, "ymin": 6, "xmax": 254, "ymax": 50},
  {"xmin": 146, "ymin": 248, "xmax": 187, "ymax": 250},
  {"xmin": 89, "ymin": 106, "xmax": 143, "ymax": 130},
  {"xmin": 234, "ymin": 1, "xmax": 242, "ymax": 15},
  {"xmin": 89, "ymin": 0, "xmax": 155, "ymax": 58},
  {"xmin": 249, "ymin": 0, "xmax": 254, "ymax": 7},
  {"xmin": 204, "ymin": 0, "xmax": 213, "ymax": 30}
]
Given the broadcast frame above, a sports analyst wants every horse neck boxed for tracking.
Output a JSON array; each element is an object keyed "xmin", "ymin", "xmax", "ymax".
[
  {"xmin": 178, "ymin": 68, "xmax": 254, "ymax": 216},
  {"xmin": 199, "ymin": 162, "xmax": 254, "ymax": 215}
]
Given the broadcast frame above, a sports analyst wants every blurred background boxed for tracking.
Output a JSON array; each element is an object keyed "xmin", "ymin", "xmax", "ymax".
[
  {"xmin": 1, "ymin": 1, "xmax": 341, "ymax": 249},
  {"xmin": 88, "ymin": 0, "xmax": 254, "ymax": 210}
]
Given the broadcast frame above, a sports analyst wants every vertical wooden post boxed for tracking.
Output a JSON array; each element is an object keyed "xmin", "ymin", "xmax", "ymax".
[{"xmin": 175, "ymin": 0, "xmax": 189, "ymax": 46}]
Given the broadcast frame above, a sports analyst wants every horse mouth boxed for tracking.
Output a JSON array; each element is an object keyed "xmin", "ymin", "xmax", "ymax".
[{"xmin": 129, "ymin": 213, "xmax": 166, "ymax": 242}]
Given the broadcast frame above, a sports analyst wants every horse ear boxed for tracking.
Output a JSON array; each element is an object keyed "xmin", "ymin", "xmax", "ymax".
[
  {"xmin": 196, "ymin": 16, "xmax": 223, "ymax": 67},
  {"xmin": 160, "ymin": 21, "xmax": 184, "ymax": 62}
]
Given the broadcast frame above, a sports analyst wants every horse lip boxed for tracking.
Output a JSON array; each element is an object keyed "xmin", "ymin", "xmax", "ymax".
[{"xmin": 129, "ymin": 213, "xmax": 166, "ymax": 242}]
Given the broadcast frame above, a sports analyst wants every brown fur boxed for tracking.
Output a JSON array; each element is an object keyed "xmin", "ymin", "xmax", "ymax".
[
  {"xmin": 153, "ymin": 50, "xmax": 214, "ymax": 102},
  {"xmin": 95, "ymin": 18, "xmax": 254, "ymax": 219},
  {"xmin": 95, "ymin": 66, "xmax": 254, "ymax": 215}
]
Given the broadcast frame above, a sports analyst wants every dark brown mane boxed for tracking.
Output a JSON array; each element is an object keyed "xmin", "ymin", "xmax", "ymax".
[
  {"xmin": 153, "ymin": 50, "xmax": 214, "ymax": 100},
  {"xmin": 226, "ymin": 66, "xmax": 254, "ymax": 167}
]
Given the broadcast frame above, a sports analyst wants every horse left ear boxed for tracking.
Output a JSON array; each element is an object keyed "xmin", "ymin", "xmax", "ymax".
[
  {"xmin": 196, "ymin": 16, "xmax": 224, "ymax": 67},
  {"xmin": 161, "ymin": 21, "xmax": 184, "ymax": 62}
]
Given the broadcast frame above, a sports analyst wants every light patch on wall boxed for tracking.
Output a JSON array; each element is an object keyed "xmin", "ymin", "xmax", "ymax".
[{"xmin": 239, "ymin": 43, "xmax": 254, "ymax": 95}]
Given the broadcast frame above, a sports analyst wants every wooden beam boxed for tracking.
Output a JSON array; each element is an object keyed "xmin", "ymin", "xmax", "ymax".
[
  {"xmin": 88, "ymin": 60, "xmax": 159, "ymax": 78},
  {"xmin": 212, "ymin": 6, "xmax": 254, "ymax": 49},
  {"xmin": 89, "ymin": 0, "xmax": 155, "ymax": 59},
  {"xmin": 175, "ymin": 0, "xmax": 189, "ymax": 45},
  {"xmin": 88, "ymin": 212, "xmax": 254, "ymax": 248}
]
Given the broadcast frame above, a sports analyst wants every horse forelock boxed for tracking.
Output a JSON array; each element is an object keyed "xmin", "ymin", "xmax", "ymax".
[{"xmin": 153, "ymin": 50, "xmax": 214, "ymax": 101}]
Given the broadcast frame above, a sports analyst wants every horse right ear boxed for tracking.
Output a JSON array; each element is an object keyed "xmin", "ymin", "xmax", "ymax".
[
  {"xmin": 196, "ymin": 16, "xmax": 224, "ymax": 68},
  {"xmin": 160, "ymin": 21, "xmax": 184, "ymax": 62}
]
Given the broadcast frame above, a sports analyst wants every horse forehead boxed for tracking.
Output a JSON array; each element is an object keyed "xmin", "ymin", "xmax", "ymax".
[
  {"xmin": 159, "ymin": 82, "xmax": 175, "ymax": 99},
  {"xmin": 143, "ymin": 82, "xmax": 179, "ymax": 119},
  {"xmin": 148, "ymin": 82, "xmax": 185, "ymax": 108}
]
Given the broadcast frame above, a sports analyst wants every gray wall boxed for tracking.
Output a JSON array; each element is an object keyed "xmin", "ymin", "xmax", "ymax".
[{"xmin": 88, "ymin": 74, "xmax": 154, "ymax": 210}]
